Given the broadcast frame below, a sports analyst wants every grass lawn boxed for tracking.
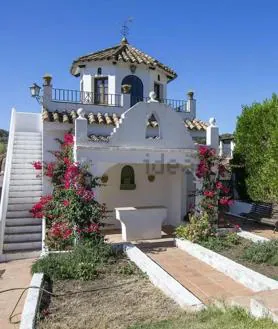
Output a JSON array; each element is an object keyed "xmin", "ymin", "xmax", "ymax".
[
  {"xmin": 129, "ymin": 307, "xmax": 278, "ymax": 329},
  {"xmin": 38, "ymin": 258, "xmax": 183, "ymax": 329}
]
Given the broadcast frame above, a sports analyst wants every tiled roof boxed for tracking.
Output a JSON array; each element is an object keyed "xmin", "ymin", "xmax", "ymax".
[
  {"xmin": 43, "ymin": 109, "xmax": 208, "ymax": 131},
  {"xmin": 70, "ymin": 38, "xmax": 177, "ymax": 81}
]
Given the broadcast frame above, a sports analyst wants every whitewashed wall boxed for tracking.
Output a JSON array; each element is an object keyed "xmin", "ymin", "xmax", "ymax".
[{"xmin": 79, "ymin": 61, "xmax": 168, "ymax": 99}]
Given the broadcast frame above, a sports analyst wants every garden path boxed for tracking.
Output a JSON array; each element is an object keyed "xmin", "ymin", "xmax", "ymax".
[
  {"xmin": 0, "ymin": 258, "xmax": 35, "ymax": 329},
  {"xmin": 138, "ymin": 240, "xmax": 253, "ymax": 305},
  {"xmin": 226, "ymin": 215, "xmax": 278, "ymax": 240}
]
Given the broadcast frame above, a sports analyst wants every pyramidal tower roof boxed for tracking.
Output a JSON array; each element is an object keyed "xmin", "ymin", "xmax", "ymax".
[{"xmin": 70, "ymin": 38, "xmax": 177, "ymax": 81}]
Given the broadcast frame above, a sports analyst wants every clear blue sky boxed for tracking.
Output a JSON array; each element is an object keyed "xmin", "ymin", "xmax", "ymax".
[{"xmin": 1, "ymin": 0, "xmax": 278, "ymax": 133}]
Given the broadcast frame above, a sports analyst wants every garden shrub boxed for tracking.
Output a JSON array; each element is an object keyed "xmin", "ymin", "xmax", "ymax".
[
  {"xmin": 31, "ymin": 132, "xmax": 106, "ymax": 250},
  {"xmin": 32, "ymin": 239, "xmax": 117, "ymax": 280},
  {"xmin": 233, "ymin": 94, "xmax": 278, "ymax": 202},
  {"xmin": 200, "ymin": 233, "xmax": 240, "ymax": 252},
  {"xmin": 175, "ymin": 213, "xmax": 214, "ymax": 243},
  {"xmin": 242, "ymin": 239, "xmax": 278, "ymax": 265}
]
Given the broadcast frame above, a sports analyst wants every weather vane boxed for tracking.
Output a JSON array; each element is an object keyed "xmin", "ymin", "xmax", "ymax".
[{"xmin": 121, "ymin": 17, "xmax": 133, "ymax": 38}]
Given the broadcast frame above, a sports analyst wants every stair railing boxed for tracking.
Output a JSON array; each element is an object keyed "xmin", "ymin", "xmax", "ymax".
[{"xmin": 0, "ymin": 108, "xmax": 16, "ymax": 254}]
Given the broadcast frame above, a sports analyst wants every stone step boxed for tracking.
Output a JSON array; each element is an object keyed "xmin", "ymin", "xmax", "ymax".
[
  {"xmin": 0, "ymin": 250, "xmax": 41, "ymax": 262},
  {"xmin": 9, "ymin": 190, "xmax": 42, "ymax": 197},
  {"xmin": 12, "ymin": 159, "xmax": 42, "ymax": 165},
  {"xmin": 6, "ymin": 218, "xmax": 41, "ymax": 226},
  {"xmin": 15, "ymin": 132, "xmax": 41, "ymax": 136},
  {"xmin": 8, "ymin": 203, "xmax": 35, "ymax": 211},
  {"xmin": 13, "ymin": 151, "xmax": 41, "ymax": 157},
  {"xmin": 13, "ymin": 154, "xmax": 42, "ymax": 160},
  {"xmin": 8, "ymin": 196, "xmax": 41, "ymax": 204},
  {"xmin": 13, "ymin": 144, "xmax": 42, "ymax": 151},
  {"xmin": 9, "ymin": 185, "xmax": 42, "ymax": 192},
  {"xmin": 11, "ymin": 168, "xmax": 38, "ymax": 174},
  {"xmin": 14, "ymin": 136, "xmax": 41, "ymax": 142},
  {"xmin": 5, "ymin": 225, "xmax": 41, "ymax": 234},
  {"xmin": 4, "ymin": 232, "xmax": 42, "ymax": 243},
  {"xmin": 3, "ymin": 241, "xmax": 42, "ymax": 251},
  {"xmin": 10, "ymin": 179, "xmax": 42, "ymax": 186},
  {"xmin": 6, "ymin": 210, "xmax": 33, "ymax": 218},
  {"xmin": 12, "ymin": 163, "xmax": 37, "ymax": 169},
  {"xmin": 14, "ymin": 140, "xmax": 42, "ymax": 146},
  {"xmin": 250, "ymin": 289, "xmax": 278, "ymax": 322},
  {"xmin": 11, "ymin": 174, "xmax": 40, "ymax": 180}
]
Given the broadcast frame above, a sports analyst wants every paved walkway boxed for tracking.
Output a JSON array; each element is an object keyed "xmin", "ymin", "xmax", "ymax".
[
  {"xmin": 0, "ymin": 258, "xmax": 35, "ymax": 329},
  {"xmin": 226, "ymin": 215, "xmax": 278, "ymax": 240},
  {"xmin": 139, "ymin": 241, "xmax": 253, "ymax": 305}
]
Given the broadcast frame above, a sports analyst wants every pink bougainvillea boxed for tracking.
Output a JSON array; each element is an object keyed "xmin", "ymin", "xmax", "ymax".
[
  {"xmin": 30, "ymin": 132, "xmax": 106, "ymax": 250},
  {"xmin": 33, "ymin": 161, "xmax": 42, "ymax": 170},
  {"xmin": 196, "ymin": 145, "xmax": 233, "ymax": 226}
]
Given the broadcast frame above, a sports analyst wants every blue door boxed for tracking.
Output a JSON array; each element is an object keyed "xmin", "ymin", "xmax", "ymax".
[{"xmin": 122, "ymin": 75, "xmax": 143, "ymax": 107}]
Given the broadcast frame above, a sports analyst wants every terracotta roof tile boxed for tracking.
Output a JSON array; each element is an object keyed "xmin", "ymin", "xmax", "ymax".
[
  {"xmin": 70, "ymin": 38, "xmax": 177, "ymax": 81},
  {"xmin": 43, "ymin": 109, "xmax": 208, "ymax": 131}
]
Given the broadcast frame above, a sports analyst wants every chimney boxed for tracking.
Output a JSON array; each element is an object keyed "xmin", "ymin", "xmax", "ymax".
[{"xmin": 186, "ymin": 90, "xmax": 196, "ymax": 118}]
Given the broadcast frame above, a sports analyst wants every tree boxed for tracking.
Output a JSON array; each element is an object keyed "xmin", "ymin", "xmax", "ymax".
[{"xmin": 233, "ymin": 93, "xmax": 278, "ymax": 202}]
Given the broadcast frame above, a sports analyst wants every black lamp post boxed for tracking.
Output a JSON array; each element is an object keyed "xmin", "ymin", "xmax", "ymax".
[{"xmin": 29, "ymin": 83, "xmax": 42, "ymax": 104}]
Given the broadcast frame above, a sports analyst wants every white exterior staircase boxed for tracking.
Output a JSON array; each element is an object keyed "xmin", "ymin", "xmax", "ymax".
[{"xmin": 0, "ymin": 110, "xmax": 43, "ymax": 261}]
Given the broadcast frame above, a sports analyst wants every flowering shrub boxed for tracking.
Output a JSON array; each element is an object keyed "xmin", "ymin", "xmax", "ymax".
[
  {"xmin": 175, "ymin": 212, "xmax": 214, "ymax": 243},
  {"xmin": 176, "ymin": 145, "xmax": 234, "ymax": 243},
  {"xmin": 196, "ymin": 145, "xmax": 233, "ymax": 225},
  {"xmin": 31, "ymin": 132, "xmax": 106, "ymax": 250}
]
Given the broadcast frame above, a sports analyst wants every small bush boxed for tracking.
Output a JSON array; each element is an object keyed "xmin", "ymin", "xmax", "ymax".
[
  {"xmin": 200, "ymin": 233, "xmax": 240, "ymax": 252},
  {"xmin": 175, "ymin": 212, "xmax": 214, "ymax": 243},
  {"xmin": 32, "ymin": 240, "xmax": 117, "ymax": 280},
  {"xmin": 242, "ymin": 239, "xmax": 278, "ymax": 265}
]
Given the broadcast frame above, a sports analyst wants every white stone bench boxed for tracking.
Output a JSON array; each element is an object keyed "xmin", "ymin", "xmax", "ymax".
[{"xmin": 115, "ymin": 206, "xmax": 167, "ymax": 241}]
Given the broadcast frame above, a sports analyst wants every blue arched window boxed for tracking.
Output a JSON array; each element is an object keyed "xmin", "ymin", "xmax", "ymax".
[{"xmin": 122, "ymin": 75, "xmax": 143, "ymax": 107}]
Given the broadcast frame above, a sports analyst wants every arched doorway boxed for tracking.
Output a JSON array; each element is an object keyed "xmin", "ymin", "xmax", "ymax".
[{"xmin": 122, "ymin": 75, "xmax": 143, "ymax": 107}]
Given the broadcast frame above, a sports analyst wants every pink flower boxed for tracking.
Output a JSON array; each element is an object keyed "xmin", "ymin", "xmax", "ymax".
[
  {"xmin": 45, "ymin": 162, "xmax": 55, "ymax": 177},
  {"xmin": 198, "ymin": 146, "xmax": 209, "ymax": 156},
  {"xmin": 216, "ymin": 181, "xmax": 224, "ymax": 190},
  {"xmin": 204, "ymin": 190, "xmax": 215, "ymax": 198},
  {"xmin": 63, "ymin": 133, "xmax": 74, "ymax": 146},
  {"xmin": 32, "ymin": 161, "xmax": 42, "ymax": 170},
  {"xmin": 219, "ymin": 197, "xmax": 233, "ymax": 206},
  {"xmin": 63, "ymin": 200, "xmax": 70, "ymax": 207}
]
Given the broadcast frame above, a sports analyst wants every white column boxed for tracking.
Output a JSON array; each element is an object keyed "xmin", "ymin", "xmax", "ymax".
[
  {"xmin": 42, "ymin": 74, "xmax": 52, "ymax": 109},
  {"xmin": 121, "ymin": 93, "xmax": 131, "ymax": 110},
  {"xmin": 219, "ymin": 140, "xmax": 223, "ymax": 156},
  {"xmin": 206, "ymin": 117, "xmax": 219, "ymax": 152},
  {"xmin": 186, "ymin": 91, "xmax": 196, "ymax": 118},
  {"xmin": 75, "ymin": 108, "xmax": 88, "ymax": 143}
]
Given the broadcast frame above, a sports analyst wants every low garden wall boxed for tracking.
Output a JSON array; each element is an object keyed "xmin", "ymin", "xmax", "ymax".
[
  {"xmin": 20, "ymin": 273, "xmax": 44, "ymax": 329},
  {"xmin": 175, "ymin": 238, "xmax": 278, "ymax": 292}
]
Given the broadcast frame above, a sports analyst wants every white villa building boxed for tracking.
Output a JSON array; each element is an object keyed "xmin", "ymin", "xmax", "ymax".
[{"xmin": 0, "ymin": 37, "xmax": 219, "ymax": 260}]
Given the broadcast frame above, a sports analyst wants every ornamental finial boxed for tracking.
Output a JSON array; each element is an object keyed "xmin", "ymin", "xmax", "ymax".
[
  {"xmin": 77, "ymin": 108, "xmax": 85, "ymax": 119},
  {"xmin": 121, "ymin": 17, "xmax": 133, "ymax": 41},
  {"xmin": 148, "ymin": 91, "xmax": 158, "ymax": 103}
]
